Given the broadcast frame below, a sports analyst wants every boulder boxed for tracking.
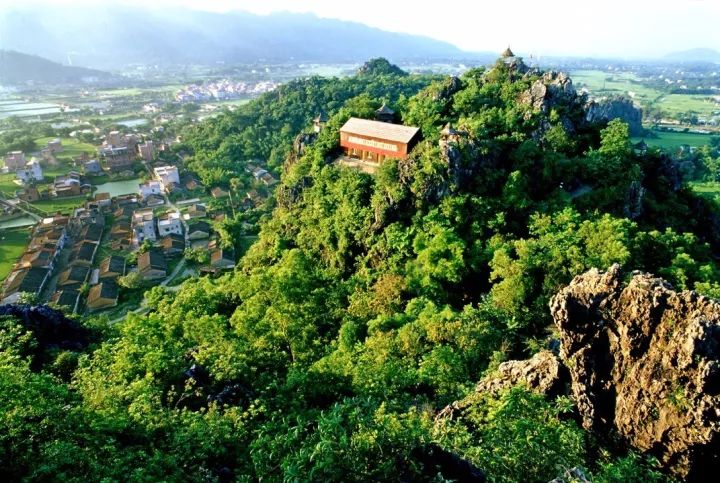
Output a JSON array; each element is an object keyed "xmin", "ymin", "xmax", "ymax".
[
  {"xmin": 585, "ymin": 97, "xmax": 644, "ymax": 136},
  {"xmin": 475, "ymin": 350, "xmax": 568, "ymax": 397},
  {"xmin": 550, "ymin": 265, "xmax": 720, "ymax": 479}
]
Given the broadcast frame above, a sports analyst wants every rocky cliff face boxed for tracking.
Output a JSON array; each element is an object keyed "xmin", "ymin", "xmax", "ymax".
[
  {"xmin": 585, "ymin": 97, "xmax": 644, "ymax": 136},
  {"xmin": 463, "ymin": 266, "xmax": 720, "ymax": 480},
  {"xmin": 550, "ymin": 265, "xmax": 720, "ymax": 480}
]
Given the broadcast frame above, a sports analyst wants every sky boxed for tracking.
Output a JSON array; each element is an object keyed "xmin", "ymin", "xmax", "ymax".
[{"xmin": 5, "ymin": 0, "xmax": 720, "ymax": 58}]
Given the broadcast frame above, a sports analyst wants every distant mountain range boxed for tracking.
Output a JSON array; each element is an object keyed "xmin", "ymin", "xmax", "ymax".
[
  {"xmin": 663, "ymin": 48, "xmax": 720, "ymax": 63},
  {"xmin": 0, "ymin": 50, "xmax": 114, "ymax": 85},
  {"xmin": 0, "ymin": 6, "xmax": 486, "ymax": 70}
]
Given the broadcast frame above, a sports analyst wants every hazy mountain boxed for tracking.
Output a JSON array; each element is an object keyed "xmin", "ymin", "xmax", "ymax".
[
  {"xmin": 0, "ymin": 6, "xmax": 481, "ymax": 70},
  {"xmin": 663, "ymin": 48, "xmax": 720, "ymax": 63},
  {"xmin": 0, "ymin": 50, "xmax": 114, "ymax": 85}
]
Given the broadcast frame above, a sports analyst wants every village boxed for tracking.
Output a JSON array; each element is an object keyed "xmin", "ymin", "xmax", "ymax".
[{"xmin": 0, "ymin": 126, "xmax": 278, "ymax": 316}]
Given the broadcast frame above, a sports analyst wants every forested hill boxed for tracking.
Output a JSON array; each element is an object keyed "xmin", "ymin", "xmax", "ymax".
[
  {"xmin": 0, "ymin": 50, "xmax": 114, "ymax": 85},
  {"xmin": 3, "ymin": 57, "xmax": 720, "ymax": 480}
]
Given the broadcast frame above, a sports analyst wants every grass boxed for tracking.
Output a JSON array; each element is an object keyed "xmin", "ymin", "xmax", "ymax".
[
  {"xmin": 633, "ymin": 129, "xmax": 714, "ymax": 150},
  {"xmin": 571, "ymin": 69, "xmax": 719, "ymax": 121},
  {"xmin": 0, "ymin": 227, "xmax": 30, "ymax": 282},
  {"xmin": 34, "ymin": 137, "xmax": 97, "ymax": 163},
  {"xmin": 31, "ymin": 196, "xmax": 88, "ymax": 215},
  {"xmin": 0, "ymin": 173, "xmax": 20, "ymax": 196}
]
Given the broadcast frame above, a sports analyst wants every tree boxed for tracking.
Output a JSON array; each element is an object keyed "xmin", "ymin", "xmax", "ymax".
[{"xmin": 117, "ymin": 271, "xmax": 143, "ymax": 290}]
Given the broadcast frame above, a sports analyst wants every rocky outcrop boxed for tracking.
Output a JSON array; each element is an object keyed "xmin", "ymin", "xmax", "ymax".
[
  {"xmin": 520, "ymin": 71, "xmax": 578, "ymax": 113},
  {"xmin": 474, "ymin": 350, "xmax": 568, "ymax": 397},
  {"xmin": 585, "ymin": 97, "xmax": 644, "ymax": 136},
  {"xmin": 0, "ymin": 304, "xmax": 89, "ymax": 352},
  {"xmin": 550, "ymin": 265, "xmax": 720, "ymax": 480}
]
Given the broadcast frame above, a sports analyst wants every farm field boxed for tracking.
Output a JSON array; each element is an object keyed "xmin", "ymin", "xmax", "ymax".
[
  {"xmin": 34, "ymin": 136, "xmax": 96, "ymax": 163},
  {"xmin": 31, "ymin": 196, "xmax": 88, "ymax": 215},
  {"xmin": 633, "ymin": 130, "xmax": 714, "ymax": 150},
  {"xmin": 0, "ymin": 227, "xmax": 30, "ymax": 282}
]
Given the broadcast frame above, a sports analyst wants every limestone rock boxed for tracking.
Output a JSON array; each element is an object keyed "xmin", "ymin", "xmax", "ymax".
[
  {"xmin": 475, "ymin": 350, "xmax": 567, "ymax": 397},
  {"xmin": 550, "ymin": 265, "xmax": 720, "ymax": 479},
  {"xmin": 585, "ymin": 96, "xmax": 644, "ymax": 136}
]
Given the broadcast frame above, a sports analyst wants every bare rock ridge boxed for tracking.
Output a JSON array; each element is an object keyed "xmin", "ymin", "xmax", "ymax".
[{"xmin": 464, "ymin": 265, "xmax": 720, "ymax": 480}]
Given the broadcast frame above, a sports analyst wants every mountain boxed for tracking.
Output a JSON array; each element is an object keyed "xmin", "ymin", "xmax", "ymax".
[
  {"xmin": 663, "ymin": 47, "xmax": 720, "ymax": 63},
  {"xmin": 0, "ymin": 50, "xmax": 114, "ymax": 85},
  {"xmin": 0, "ymin": 6, "xmax": 482, "ymax": 70}
]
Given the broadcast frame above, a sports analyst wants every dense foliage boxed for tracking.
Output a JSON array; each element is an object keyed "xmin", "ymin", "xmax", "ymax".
[{"xmin": 4, "ymin": 58, "xmax": 715, "ymax": 481}]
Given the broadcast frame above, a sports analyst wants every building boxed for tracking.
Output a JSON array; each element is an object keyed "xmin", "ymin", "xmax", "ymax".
[
  {"xmin": 339, "ymin": 118, "xmax": 421, "ymax": 164},
  {"xmin": 187, "ymin": 221, "xmax": 211, "ymax": 240},
  {"xmin": 132, "ymin": 209, "xmax": 157, "ymax": 244},
  {"xmin": 80, "ymin": 224, "xmax": 104, "ymax": 244},
  {"xmin": 84, "ymin": 159, "xmax": 103, "ymax": 175},
  {"xmin": 87, "ymin": 281, "xmax": 119, "ymax": 311},
  {"xmin": 153, "ymin": 166, "xmax": 180, "ymax": 192},
  {"xmin": 17, "ymin": 185, "xmax": 41, "ymax": 202},
  {"xmin": 160, "ymin": 234, "xmax": 185, "ymax": 258},
  {"xmin": 313, "ymin": 112, "xmax": 328, "ymax": 133},
  {"xmin": 211, "ymin": 187, "xmax": 229, "ymax": 199},
  {"xmin": 4, "ymin": 151, "xmax": 26, "ymax": 170},
  {"xmin": 57, "ymin": 265, "xmax": 91, "ymax": 288},
  {"xmin": 210, "ymin": 248, "xmax": 235, "ymax": 270},
  {"xmin": 375, "ymin": 103, "xmax": 395, "ymax": 123},
  {"xmin": 16, "ymin": 159, "xmax": 43, "ymax": 184},
  {"xmin": 17, "ymin": 248, "xmax": 57, "ymax": 271},
  {"xmin": 98, "ymin": 255, "xmax": 126, "ymax": 281},
  {"xmin": 69, "ymin": 241, "xmax": 99, "ymax": 267},
  {"xmin": 138, "ymin": 250, "xmax": 167, "ymax": 280},
  {"xmin": 53, "ymin": 172, "xmax": 83, "ymax": 197},
  {"xmin": 93, "ymin": 192, "xmax": 112, "ymax": 208},
  {"xmin": 100, "ymin": 146, "xmax": 132, "ymax": 172},
  {"xmin": 47, "ymin": 138, "xmax": 63, "ymax": 153},
  {"xmin": 157, "ymin": 211, "xmax": 183, "ymax": 237},
  {"xmin": 1, "ymin": 267, "xmax": 49, "ymax": 304},
  {"xmin": 186, "ymin": 203, "xmax": 206, "ymax": 219},
  {"xmin": 51, "ymin": 289, "xmax": 80, "ymax": 313},
  {"xmin": 138, "ymin": 140, "xmax": 155, "ymax": 162},
  {"xmin": 139, "ymin": 180, "xmax": 163, "ymax": 199},
  {"xmin": 107, "ymin": 131, "xmax": 122, "ymax": 146}
]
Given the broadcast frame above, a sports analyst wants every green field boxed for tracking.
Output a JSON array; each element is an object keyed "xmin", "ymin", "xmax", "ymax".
[
  {"xmin": 633, "ymin": 130, "xmax": 714, "ymax": 150},
  {"xmin": 0, "ymin": 173, "xmax": 20, "ymax": 196},
  {"xmin": 34, "ymin": 136, "xmax": 96, "ymax": 163},
  {"xmin": 571, "ymin": 69, "xmax": 718, "ymax": 121},
  {"xmin": 31, "ymin": 196, "xmax": 88, "ymax": 215},
  {"xmin": 0, "ymin": 227, "xmax": 30, "ymax": 282}
]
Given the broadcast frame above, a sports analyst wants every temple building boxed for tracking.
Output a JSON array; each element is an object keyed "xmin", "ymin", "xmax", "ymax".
[
  {"xmin": 339, "ymin": 117, "xmax": 421, "ymax": 165},
  {"xmin": 375, "ymin": 103, "xmax": 395, "ymax": 123}
]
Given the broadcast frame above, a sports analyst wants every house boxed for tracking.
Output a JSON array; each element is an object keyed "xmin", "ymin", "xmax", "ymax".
[
  {"xmin": 339, "ymin": 117, "xmax": 421, "ymax": 163},
  {"xmin": 246, "ymin": 190, "xmax": 265, "ymax": 208},
  {"xmin": 260, "ymin": 172, "xmax": 278, "ymax": 187},
  {"xmin": 107, "ymin": 131, "xmax": 122, "ymax": 146},
  {"xmin": 93, "ymin": 192, "xmax": 112, "ymax": 208},
  {"xmin": 211, "ymin": 187, "xmax": 229, "ymax": 199},
  {"xmin": 87, "ymin": 281, "xmax": 119, "ymax": 311},
  {"xmin": 80, "ymin": 224, "xmax": 104, "ymax": 244},
  {"xmin": 98, "ymin": 255, "xmax": 126, "ymax": 280},
  {"xmin": 375, "ymin": 103, "xmax": 395, "ymax": 123},
  {"xmin": 144, "ymin": 194, "xmax": 165, "ymax": 207},
  {"xmin": 57, "ymin": 265, "xmax": 90, "ymax": 288},
  {"xmin": 132, "ymin": 208, "xmax": 157, "ymax": 244},
  {"xmin": 114, "ymin": 204, "xmax": 139, "ymax": 221},
  {"xmin": 17, "ymin": 248, "xmax": 56, "ymax": 271},
  {"xmin": 138, "ymin": 140, "xmax": 154, "ymax": 162},
  {"xmin": 110, "ymin": 220, "xmax": 133, "ymax": 237},
  {"xmin": 69, "ymin": 241, "xmax": 98, "ymax": 267},
  {"xmin": 47, "ymin": 138, "xmax": 63, "ymax": 153},
  {"xmin": 71, "ymin": 207, "xmax": 105, "ymax": 232},
  {"xmin": 157, "ymin": 211, "xmax": 182, "ymax": 237},
  {"xmin": 210, "ymin": 248, "xmax": 236, "ymax": 270},
  {"xmin": 184, "ymin": 175, "xmax": 203, "ymax": 191},
  {"xmin": 4, "ymin": 151, "xmax": 26, "ymax": 170},
  {"xmin": 83, "ymin": 159, "xmax": 103, "ymax": 175},
  {"xmin": 100, "ymin": 146, "xmax": 131, "ymax": 172},
  {"xmin": 187, "ymin": 221, "xmax": 211, "ymax": 240},
  {"xmin": 53, "ymin": 172, "xmax": 83, "ymax": 197},
  {"xmin": 186, "ymin": 203, "xmax": 206, "ymax": 219},
  {"xmin": 17, "ymin": 185, "xmax": 41, "ymax": 202},
  {"xmin": 1, "ymin": 267, "xmax": 49, "ymax": 304},
  {"xmin": 153, "ymin": 165, "xmax": 180, "ymax": 192},
  {"xmin": 51, "ymin": 289, "xmax": 80, "ymax": 313},
  {"xmin": 313, "ymin": 112, "xmax": 328, "ymax": 133},
  {"xmin": 138, "ymin": 250, "xmax": 167, "ymax": 280},
  {"xmin": 160, "ymin": 234, "xmax": 185, "ymax": 258},
  {"xmin": 139, "ymin": 180, "xmax": 163, "ymax": 199},
  {"xmin": 16, "ymin": 159, "xmax": 43, "ymax": 184}
]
